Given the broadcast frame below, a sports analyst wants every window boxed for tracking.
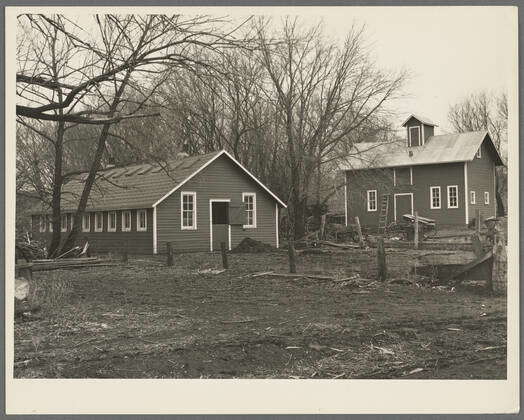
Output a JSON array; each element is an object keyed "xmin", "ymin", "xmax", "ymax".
[
  {"xmin": 430, "ymin": 186, "xmax": 441, "ymax": 209},
  {"xmin": 242, "ymin": 193, "xmax": 257, "ymax": 228},
  {"xmin": 122, "ymin": 210, "xmax": 132, "ymax": 232},
  {"xmin": 61, "ymin": 214, "xmax": 68, "ymax": 232},
  {"xmin": 39, "ymin": 215, "xmax": 46, "ymax": 232},
  {"xmin": 367, "ymin": 190, "xmax": 377, "ymax": 212},
  {"xmin": 476, "ymin": 147, "xmax": 482, "ymax": 158},
  {"xmin": 47, "ymin": 215, "xmax": 53, "ymax": 232},
  {"xmin": 470, "ymin": 191, "xmax": 476, "ymax": 205},
  {"xmin": 94, "ymin": 212, "xmax": 103, "ymax": 232},
  {"xmin": 181, "ymin": 192, "xmax": 197, "ymax": 230},
  {"xmin": 484, "ymin": 191, "xmax": 490, "ymax": 204},
  {"xmin": 409, "ymin": 126, "xmax": 421, "ymax": 147},
  {"xmin": 82, "ymin": 213, "xmax": 91, "ymax": 232},
  {"xmin": 137, "ymin": 209, "xmax": 147, "ymax": 231},
  {"xmin": 447, "ymin": 185, "xmax": 459, "ymax": 209},
  {"xmin": 108, "ymin": 211, "xmax": 117, "ymax": 232}
]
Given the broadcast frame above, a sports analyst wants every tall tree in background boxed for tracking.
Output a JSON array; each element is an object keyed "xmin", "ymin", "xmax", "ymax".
[
  {"xmin": 448, "ymin": 91, "xmax": 508, "ymax": 216},
  {"xmin": 17, "ymin": 14, "xmax": 247, "ymax": 255}
]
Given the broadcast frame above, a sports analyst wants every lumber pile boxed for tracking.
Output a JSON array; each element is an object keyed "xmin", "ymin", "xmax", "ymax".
[{"xmin": 28, "ymin": 257, "xmax": 115, "ymax": 272}]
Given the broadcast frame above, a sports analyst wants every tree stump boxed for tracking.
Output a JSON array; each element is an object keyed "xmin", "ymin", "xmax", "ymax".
[
  {"xmin": 377, "ymin": 238, "xmax": 387, "ymax": 282},
  {"xmin": 491, "ymin": 233, "xmax": 507, "ymax": 295}
]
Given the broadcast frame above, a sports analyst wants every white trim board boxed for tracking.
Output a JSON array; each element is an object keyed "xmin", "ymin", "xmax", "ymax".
[
  {"xmin": 275, "ymin": 203, "xmax": 279, "ymax": 249},
  {"xmin": 209, "ymin": 199, "xmax": 231, "ymax": 252},
  {"xmin": 393, "ymin": 193, "xmax": 414, "ymax": 222},
  {"xmin": 464, "ymin": 162, "xmax": 469, "ymax": 224},
  {"xmin": 153, "ymin": 150, "xmax": 287, "ymax": 208}
]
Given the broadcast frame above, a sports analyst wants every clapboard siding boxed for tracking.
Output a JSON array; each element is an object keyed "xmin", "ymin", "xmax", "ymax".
[
  {"xmin": 411, "ymin": 162, "xmax": 466, "ymax": 225},
  {"xmin": 346, "ymin": 162, "xmax": 467, "ymax": 228},
  {"xmin": 467, "ymin": 139, "xmax": 497, "ymax": 221},
  {"xmin": 156, "ymin": 154, "xmax": 278, "ymax": 253},
  {"xmin": 31, "ymin": 209, "xmax": 153, "ymax": 254}
]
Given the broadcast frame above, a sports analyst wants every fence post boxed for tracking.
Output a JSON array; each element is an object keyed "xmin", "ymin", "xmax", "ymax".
[
  {"xmin": 319, "ymin": 214, "xmax": 326, "ymax": 240},
  {"xmin": 377, "ymin": 238, "xmax": 387, "ymax": 282},
  {"xmin": 220, "ymin": 242, "xmax": 229, "ymax": 269},
  {"xmin": 491, "ymin": 232, "xmax": 506, "ymax": 295},
  {"xmin": 355, "ymin": 216, "xmax": 364, "ymax": 248},
  {"xmin": 475, "ymin": 209, "xmax": 481, "ymax": 234},
  {"xmin": 166, "ymin": 242, "xmax": 174, "ymax": 267},
  {"xmin": 414, "ymin": 211, "xmax": 419, "ymax": 250},
  {"xmin": 288, "ymin": 239, "xmax": 297, "ymax": 273}
]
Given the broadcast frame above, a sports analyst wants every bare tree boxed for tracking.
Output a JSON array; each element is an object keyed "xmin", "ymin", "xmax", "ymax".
[{"xmin": 448, "ymin": 91, "xmax": 507, "ymax": 216}]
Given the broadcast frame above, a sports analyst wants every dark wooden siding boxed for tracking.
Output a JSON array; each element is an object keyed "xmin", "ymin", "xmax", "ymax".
[
  {"xmin": 346, "ymin": 162, "xmax": 467, "ymax": 228},
  {"xmin": 405, "ymin": 117, "xmax": 434, "ymax": 145},
  {"xmin": 467, "ymin": 139, "xmax": 497, "ymax": 222},
  {"xmin": 156, "ymin": 154, "xmax": 278, "ymax": 253},
  {"xmin": 31, "ymin": 209, "xmax": 153, "ymax": 254}
]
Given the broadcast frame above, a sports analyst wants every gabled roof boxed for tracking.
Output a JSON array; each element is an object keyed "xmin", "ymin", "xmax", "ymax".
[
  {"xmin": 340, "ymin": 130, "xmax": 504, "ymax": 171},
  {"xmin": 401, "ymin": 114, "xmax": 438, "ymax": 127},
  {"xmin": 31, "ymin": 150, "xmax": 286, "ymax": 214}
]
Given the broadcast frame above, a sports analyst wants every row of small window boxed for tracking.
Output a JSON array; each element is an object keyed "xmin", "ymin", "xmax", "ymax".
[
  {"xmin": 38, "ymin": 210, "xmax": 148, "ymax": 233},
  {"xmin": 181, "ymin": 191, "xmax": 257, "ymax": 230},
  {"xmin": 366, "ymin": 187, "xmax": 490, "ymax": 211}
]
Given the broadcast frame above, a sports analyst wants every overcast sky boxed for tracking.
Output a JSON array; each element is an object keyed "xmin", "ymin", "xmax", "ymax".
[{"xmin": 245, "ymin": 6, "xmax": 516, "ymax": 134}]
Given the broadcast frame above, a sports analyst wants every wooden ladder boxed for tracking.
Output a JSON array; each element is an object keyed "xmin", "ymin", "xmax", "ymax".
[{"xmin": 378, "ymin": 194, "xmax": 390, "ymax": 234}]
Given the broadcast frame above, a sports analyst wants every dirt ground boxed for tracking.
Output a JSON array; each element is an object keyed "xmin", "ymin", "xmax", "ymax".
[{"xmin": 14, "ymin": 248, "xmax": 506, "ymax": 379}]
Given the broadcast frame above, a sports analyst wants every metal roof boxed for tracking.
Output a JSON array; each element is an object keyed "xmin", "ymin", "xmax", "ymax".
[
  {"xmin": 401, "ymin": 114, "xmax": 438, "ymax": 127},
  {"xmin": 31, "ymin": 150, "xmax": 286, "ymax": 214},
  {"xmin": 340, "ymin": 130, "xmax": 504, "ymax": 171}
]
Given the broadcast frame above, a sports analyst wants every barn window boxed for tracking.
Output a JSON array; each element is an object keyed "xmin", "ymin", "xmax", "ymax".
[
  {"xmin": 484, "ymin": 191, "xmax": 490, "ymax": 204},
  {"xmin": 409, "ymin": 126, "xmax": 421, "ymax": 147},
  {"xmin": 367, "ymin": 190, "xmax": 377, "ymax": 212},
  {"xmin": 82, "ymin": 213, "xmax": 91, "ymax": 232},
  {"xmin": 447, "ymin": 186, "xmax": 459, "ymax": 209},
  {"xmin": 94, "ymin": 212, "xmax": 103, "ymax": 232},
  {"xmin": 181, "ymin": 192, "xmax": 197, "ymax": 230},
  {"xmin": 108, "ymin": 211, "xmax": 117, "ymax": 232},
  {"xmin": 470, "ymin": 191, "xmax": 476, "ymax": 205},
  {"xmin": 137, "ymin": 209, "xmax": 147, "ymax": 231},
  {"xmin": 242, "ymin": 193, "xmax": 257, "ymax": 228},
  {"xmin": 61, "ymin": 214, "xmax": 68, "ymax": 232},
  {"xmin": 122, "ymin": 211, "xmax": 132, "ymax": 232},
  {"xmin": 430, "ymin": 186, "xmax": 441, "ymax": 209},
  {"xmin": 47, "ymin": 215, "xmax": 53, "ymax": 232}
]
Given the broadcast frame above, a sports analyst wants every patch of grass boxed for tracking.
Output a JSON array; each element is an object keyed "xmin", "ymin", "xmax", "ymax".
[{"xmin": 28, "ymin": 271, "xmax": 73, "ymax": 313}]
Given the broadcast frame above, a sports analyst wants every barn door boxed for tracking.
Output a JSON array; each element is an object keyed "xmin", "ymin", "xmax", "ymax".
[
  {"xmin": 211, "ymin": 201, "xmax": 230, "ymax": 251},
  {"xmin": 394, "ymin": 194, "xmax": 413, "ymax": 221}
]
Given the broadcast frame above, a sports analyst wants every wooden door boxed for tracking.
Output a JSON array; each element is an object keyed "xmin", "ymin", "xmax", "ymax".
[
  {"xmin": 211, "ymin": 201, "xmax": 229, "ymax": 251},
  {"xmin": 395, "ymin": 194, "xmax": 413, "ymax": 221}
]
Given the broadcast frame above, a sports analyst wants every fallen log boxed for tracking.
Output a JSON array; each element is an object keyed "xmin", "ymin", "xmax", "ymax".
[{"xmin": 318, "ymin": 240, "xmax": 360, "ymax": 249}]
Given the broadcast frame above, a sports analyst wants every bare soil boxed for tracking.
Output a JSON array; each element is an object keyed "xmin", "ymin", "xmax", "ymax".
[{"xmin": 14, "ymin": 249, "xmax": 506, "ymax": 379}]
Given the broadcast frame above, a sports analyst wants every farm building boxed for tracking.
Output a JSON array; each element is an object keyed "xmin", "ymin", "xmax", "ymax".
[
  {"xmin": 341, "ymin": 115, "xmax": 504, "ymax": 230},
  {"xmin": 30, "ymin": 150, "xmax": 286, "ymax": 254}
]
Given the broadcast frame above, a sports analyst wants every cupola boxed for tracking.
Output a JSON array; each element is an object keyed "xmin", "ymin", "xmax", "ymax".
[{"xmin": 401, "ymin": 114, "xmax": 437, "ymax": 147}]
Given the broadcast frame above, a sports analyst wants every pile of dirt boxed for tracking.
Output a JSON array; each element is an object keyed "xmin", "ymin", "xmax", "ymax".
[{"xmin": 231, "ymin": 237, "xmax": 274, "ymax": 253}]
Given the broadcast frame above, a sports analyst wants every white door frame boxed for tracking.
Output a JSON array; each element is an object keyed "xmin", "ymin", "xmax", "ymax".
[
  {"xmin": 393, "ymin": 193, "xmax": 414, "ymax": 221},
  {"xmin": 209, "ymin": 199, "xmax": 231, "ymax": 252}
]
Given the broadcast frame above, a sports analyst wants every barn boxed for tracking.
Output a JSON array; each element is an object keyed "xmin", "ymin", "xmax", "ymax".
[
  {"xmin": 341, "ymin": 115, "xmax": 504, "ymax": 230},
  {"xmin": 30, "ymin": 150, "xmax": 286, "ymax": 254}
]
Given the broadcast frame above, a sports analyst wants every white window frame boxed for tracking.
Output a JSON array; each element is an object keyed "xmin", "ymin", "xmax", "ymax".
[
  {"xmin": 484, "ymin": 191, "xmax": 490, "ymax": 204},
  {"xmin": 47, "ymin": 215, "xmax": 53, "ymax": 232},
  {"xmin": 122, "ymin": 210, "xmax": 132, "ymax": 232},
  {"xmin": 470, "ymin": 191, "xmax": 476, "ymax": 205},
  {"xmin": 181, "ymin": 192, "xmax": 197, "ymax": 230},
  {"xmin": 108, "ymin": 211, "xmax": 117, "ymax": 232},
  {"xmin": 137, "ymin": 209, "xmax": 147, "ymax": 232},
  {"xmin": 476, "ymin": 147, "xmax": 482, "ymax": 158},
  {"xmin": 408, "ymin": 126, "xmax": 421, "ymax": 147},
  {"xmin": 367, "ymin": 190, "xmax": 377, "ymax": 212},
  {"xmin": 82, "ymin": 213, "xmax": 91, "ymax": 232},
  {"xmin": 94, "ymin": 212, "xmax": 104, "ymax": 232},
  {"xmin": 60, "ymin": 214, "xmax": 68, "ymax": 232},
  {"xmin": 430, "ymin": 186, "xmax": 441, "ymax": 209},
  {"xmin": 242, "ymin": 192, "xmax": 257, "ymax": 228},
  {"xmin": 38, "ymin": 215, "xmax": 46, "ymax": 232},
  {"xmin": 447, "ymin": 185, "xmax": 459, "ymax": 209}
]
